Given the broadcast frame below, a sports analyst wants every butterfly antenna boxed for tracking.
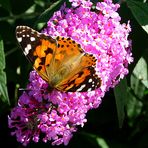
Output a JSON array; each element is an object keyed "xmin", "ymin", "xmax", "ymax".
[
  {"xmin": 19, "ymin": 88, "xmax": 46, "ymax": 91},
  {"xmin": 19, "ymin": 88, "xmax": 32, "ymax": 91}
]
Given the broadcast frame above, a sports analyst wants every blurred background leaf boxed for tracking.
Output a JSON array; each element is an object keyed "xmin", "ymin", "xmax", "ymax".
[
  {"xmin": 114, "ymin": 78, "xmax": 128, "ymax": 128},
  {"xmin": 0, "ymin": 36, "xmax": 10, "ymax": 113},
  {"xmin": 127, "ymin": 0, "xmax": 148, "ymax": 34}
]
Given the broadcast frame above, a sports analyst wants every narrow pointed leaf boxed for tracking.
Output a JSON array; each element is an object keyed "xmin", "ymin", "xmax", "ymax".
[
  {"xmin": 0, "ymin": 36, "xmax": 9, "ymax": 106},
  {"xmin": 114, "ymin": 78, "xmax": 128, "ymax": 128}
]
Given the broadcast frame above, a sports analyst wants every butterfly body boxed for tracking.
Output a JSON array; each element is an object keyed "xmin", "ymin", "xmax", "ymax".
[{"xmin": 16, "ymin": 26, "xmax": 101, "ymax": 92}]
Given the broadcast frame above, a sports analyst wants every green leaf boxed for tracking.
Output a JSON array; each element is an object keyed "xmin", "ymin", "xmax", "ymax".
[
  {"xmin": 0, "ymin": 36, "xmax": 9, "ymax": 106},
  {"xmin": 80, "ymin": 131, "xmax": 129, "ymax": 148},
  {"xmin": 96, "ymin": 137, "xmax": 109, "ymax": 148},
  {"xmin": 131, "ymin": 56, "xmax": 148, "ymax": 99},
  {"xmin": 114, "ymin": 78, "xmax": 128, "ymax": 128},
  {"xmin": 133, "ymin": 56, "xmax": 148, "ymax": 88},
  {"xmin": 34, "ymin": 0, "xmax": 65, "ymax": 29},
  {"xmin": 126, "ymin": 89, "xmax": 143, "ymax": 126},
  {"xmin": 0, "ymin": 39, "xmax": 5, "ymax": 70},
  {"xmin": 81, "ymin": 132, "xmax": 109, "ymax": 148},
  {"xmin": 126, "ymin": 0, "xmax": 148, "ymax": 34},
  {"xmin": 34, "ymin": 0, "xmax": 45, "ymax": 7},
  {"xmin": 127, "ymin": 51, "xmax": 148, "ymax": 125}
]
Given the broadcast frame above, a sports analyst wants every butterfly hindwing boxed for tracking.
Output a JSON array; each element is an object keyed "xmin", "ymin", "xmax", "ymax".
[{"xmin": 56, "ymin": 54, "xmax": 101, "ymax": 92}]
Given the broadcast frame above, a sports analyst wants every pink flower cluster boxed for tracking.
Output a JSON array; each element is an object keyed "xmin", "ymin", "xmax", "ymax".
[
  {"xmin": 8, "ymin": 71, "xmax": 102, "ymax": 146},
  {"xmin": 8, "ymin": 0, "xmax": 133, "ymax": 146},
  {"xmin": 43, "ymin": 0, "xmax": 133, "ymax": 91}
]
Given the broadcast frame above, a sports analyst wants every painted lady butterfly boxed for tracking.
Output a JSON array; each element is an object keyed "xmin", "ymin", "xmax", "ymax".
[{"xmin": 16, "ymin": 26, "xmax": 101, "ymax": 92}]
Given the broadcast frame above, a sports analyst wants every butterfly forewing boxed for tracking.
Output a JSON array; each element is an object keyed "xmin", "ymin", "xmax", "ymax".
[{"xmin": 16, "ymin": 26, "xmax": 57, "ymax": 82}]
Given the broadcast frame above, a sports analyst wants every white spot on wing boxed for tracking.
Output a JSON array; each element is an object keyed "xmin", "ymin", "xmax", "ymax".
[
  {"xmin": 92, "ymin": 84, "xmax": 95, "ymax": 87},
  {"xmin": 17, "ymin": 37, "xmax": 22, "ymax": 42},
  {"xmin": 88, "ymin": 88, "xmax": 92, "ymax": 91},
  {"xmin": 30, "ymin": 37, "xmax": 35, "ymax": 41},
  {"xmin": 88, "ymin": 79, "xmax": 92, "ymax": 83},
  {"xmin": 77, "ymin": 84, "xmax": 86, "ymax": 91},
  {"xmin": 24, "ymin": 44, "xmax": 31, "ymax": 56}
]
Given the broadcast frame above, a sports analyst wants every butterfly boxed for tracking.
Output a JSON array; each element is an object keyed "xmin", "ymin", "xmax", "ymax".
[{"xmin": 16, "ymin": 26, "xmax": 101, "ymax": 92}]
